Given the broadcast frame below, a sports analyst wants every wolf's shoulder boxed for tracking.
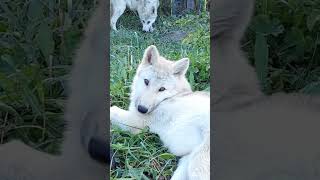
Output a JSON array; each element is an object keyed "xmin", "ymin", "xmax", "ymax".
[
  {"xmin": 192, "ymin": 91, "xmax": 210, "ymax": 97},
  {"xmin": 163, "ymin": 91, "xmax": 210, "ymax": 110}
]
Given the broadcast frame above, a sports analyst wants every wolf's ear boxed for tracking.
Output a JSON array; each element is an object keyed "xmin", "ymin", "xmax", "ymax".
[
  {"xmin": 173, "ymin": 58, "xmax": 189, "ymax": 76},
  {"xmin": 142, "ymin": 45, "xmax": 159, "ymax": 65}
]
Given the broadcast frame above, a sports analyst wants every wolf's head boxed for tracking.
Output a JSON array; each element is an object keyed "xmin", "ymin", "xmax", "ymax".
[
  {"xmin": 130, "ymin": 45, "xmax": 192, "ymax": 114},
  {"xmin": 137, "ymin": 0, "xmax": 159, "ymax": 32}
]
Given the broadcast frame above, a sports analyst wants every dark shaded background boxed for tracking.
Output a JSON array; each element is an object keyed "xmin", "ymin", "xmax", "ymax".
[{"xmin": 212, "ymin": 0, "xmax": 320, "ymax": 179}]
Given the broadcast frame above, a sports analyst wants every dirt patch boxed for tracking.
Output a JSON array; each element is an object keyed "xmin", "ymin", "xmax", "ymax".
[{"xmin": 162, "ymin": 30, "xmax": 188, "ymax": 42}]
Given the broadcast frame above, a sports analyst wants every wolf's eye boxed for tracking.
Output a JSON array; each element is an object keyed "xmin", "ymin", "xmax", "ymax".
[
  {"xmin": 142, "ymin": 20, "xmax": 145, "ymax": 23},
  {"xmin": 159, "ymin": 87, "xmax": 166, "ymax": 92},
  {"xmin": 144, "ymin": 79, "xmax": 149, "ymax": 86},
  {"xmin": 147, "ymin": 21, "xmax": 150, "ymax": 24}
]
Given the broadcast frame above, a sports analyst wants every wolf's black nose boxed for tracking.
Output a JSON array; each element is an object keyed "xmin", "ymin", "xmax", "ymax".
[{"xmin": 138, "ymin": 105, "xmax": 148, "ymax": 114}]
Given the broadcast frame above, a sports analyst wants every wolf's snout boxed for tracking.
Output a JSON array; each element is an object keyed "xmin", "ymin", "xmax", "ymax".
[
  {"xmin": 143, "ymin": 28, "xmax": 151, "ymax": 32},
  {"xmin": 138, "ymin": 105, "xmax": 148, "ymax": 114},
  {"xmin": 142, "ymin": 25, "xmax": 154, "ymax": 32}
]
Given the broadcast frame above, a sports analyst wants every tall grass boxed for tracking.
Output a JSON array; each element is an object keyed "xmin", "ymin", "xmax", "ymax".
[
  {"xmin": 0, "ymin": 0, "xmax": 96, "ymax": 153},
  {"xmin": 244, "ymin": 0, "xmax": 320, "ymax": 94}
]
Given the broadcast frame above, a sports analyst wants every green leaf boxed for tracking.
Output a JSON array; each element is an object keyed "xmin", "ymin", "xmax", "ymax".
[
  {"xmin": 0, "ymin": 22, "xmax": 7, "ymax": 32},
  {"xmin": 252, "ymin": 15, "xmax": 285, "ymax": 36},
  {"xmin": 0, "ymin": 101, "xmax": 22, "ymax": 120},
  {"xmin": 27, "ymin": 0, "xmax": 44, "ymax": 20},
  {"xmin": 128, "ymin": 167, "xmax": 144, "ymax": 179},
  {"xmin": 22, "ymin": 86, "xmax": 42, "ymax": 116},
  {"xmin": 251, "ymin": 15, "xmax": 273, "ymax": 35},
  {"xmin": 35, "ymin": 22, "xmax": 54, "ymax": 59},
  {"xmin": 300, "ymin": 81, "xmax": 320, "ymax": 94},
  {"xmin": 0, "ymin": 55, "xmax": 16, "ymax": 74},
  {"xmin": 254, "ymin": 33, "xmax": 269, "ymax": 91},
  {"xmin": 64, "ymin": 12, "xmax": 72, "ymax": 30},
  {"xmin": 158, "ymin": 153, "xmax": 175, "ymax": 160},
  {"xmin": 35, "ymin": 82, "xmax": 45, "ymax": 106},
  {"xmin": 307, "ymin": 10, "xmax": 320, "ymax": 31}
]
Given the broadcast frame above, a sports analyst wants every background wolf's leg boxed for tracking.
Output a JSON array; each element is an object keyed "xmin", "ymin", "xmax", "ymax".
[
  {"xmin": 110, "ymin": 106, "xmax": 145, "ymax": 134},
  {"xmin": 110, "ymin": 2, "xmax": 126, "ymax": 31}
]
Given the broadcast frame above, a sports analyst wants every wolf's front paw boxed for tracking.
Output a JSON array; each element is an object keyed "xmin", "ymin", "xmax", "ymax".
[{"xmin": 110, "ymin": 106, "xmax": 123, "ymax": 123}]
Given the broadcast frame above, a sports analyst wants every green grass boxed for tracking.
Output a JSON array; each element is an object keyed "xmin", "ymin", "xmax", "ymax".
[
  {"xmin": 0, "ymin": 0, "xmax": 96, "ymax": 154},
  {"xmin": 110, "ymin": 11, "xmax": 210, "ymax": 179},
  {"xmin": 244, "ymin": 0, "xmax": 320, "ymax": 94}
]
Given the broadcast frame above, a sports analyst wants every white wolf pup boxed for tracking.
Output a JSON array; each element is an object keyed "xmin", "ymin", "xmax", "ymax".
[
  {"xmin": 111, "ymin": 0, "xmax": 159, "ymax": 32},
  {"xmin": 110, "ymin": 45, "xmax": 210, "ymax": 179}
]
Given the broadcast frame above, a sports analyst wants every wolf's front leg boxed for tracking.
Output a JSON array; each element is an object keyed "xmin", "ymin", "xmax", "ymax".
[
  {"xmin": 110, "ymin": 1, "xmax": 126, "ymax": 31},
  {"xmin": 110, "ymin": 106, "xmax": 145, "ymax": 134}
]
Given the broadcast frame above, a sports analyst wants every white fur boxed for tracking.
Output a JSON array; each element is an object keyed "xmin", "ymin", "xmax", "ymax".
[
  {"xmin": 111, "ymin": 0, "xmax": 159, "ymax": 32},
  {"xmin": 111, "ymin": 45, "xmax": 210, "ymax": 179}
]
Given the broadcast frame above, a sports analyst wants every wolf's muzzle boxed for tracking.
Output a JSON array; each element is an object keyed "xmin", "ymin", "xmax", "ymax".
[{"xmin": 138, "ymin": 105, "xmax": 148, "ymax": 114}]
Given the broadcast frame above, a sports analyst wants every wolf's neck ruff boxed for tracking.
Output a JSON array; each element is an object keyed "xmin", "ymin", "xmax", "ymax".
[{"xmin": 151, "ymin": 89, "xmax": 194, "ymax": 112}]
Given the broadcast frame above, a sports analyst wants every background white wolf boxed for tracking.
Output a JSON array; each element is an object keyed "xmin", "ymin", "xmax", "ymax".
[
  {"xmin": 110, "ymin": 45, "xmax": 210, "ymax": 179},
  {"xmin": 111, "ymin": 0, "xmax": 159, "ymax": 32}
]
